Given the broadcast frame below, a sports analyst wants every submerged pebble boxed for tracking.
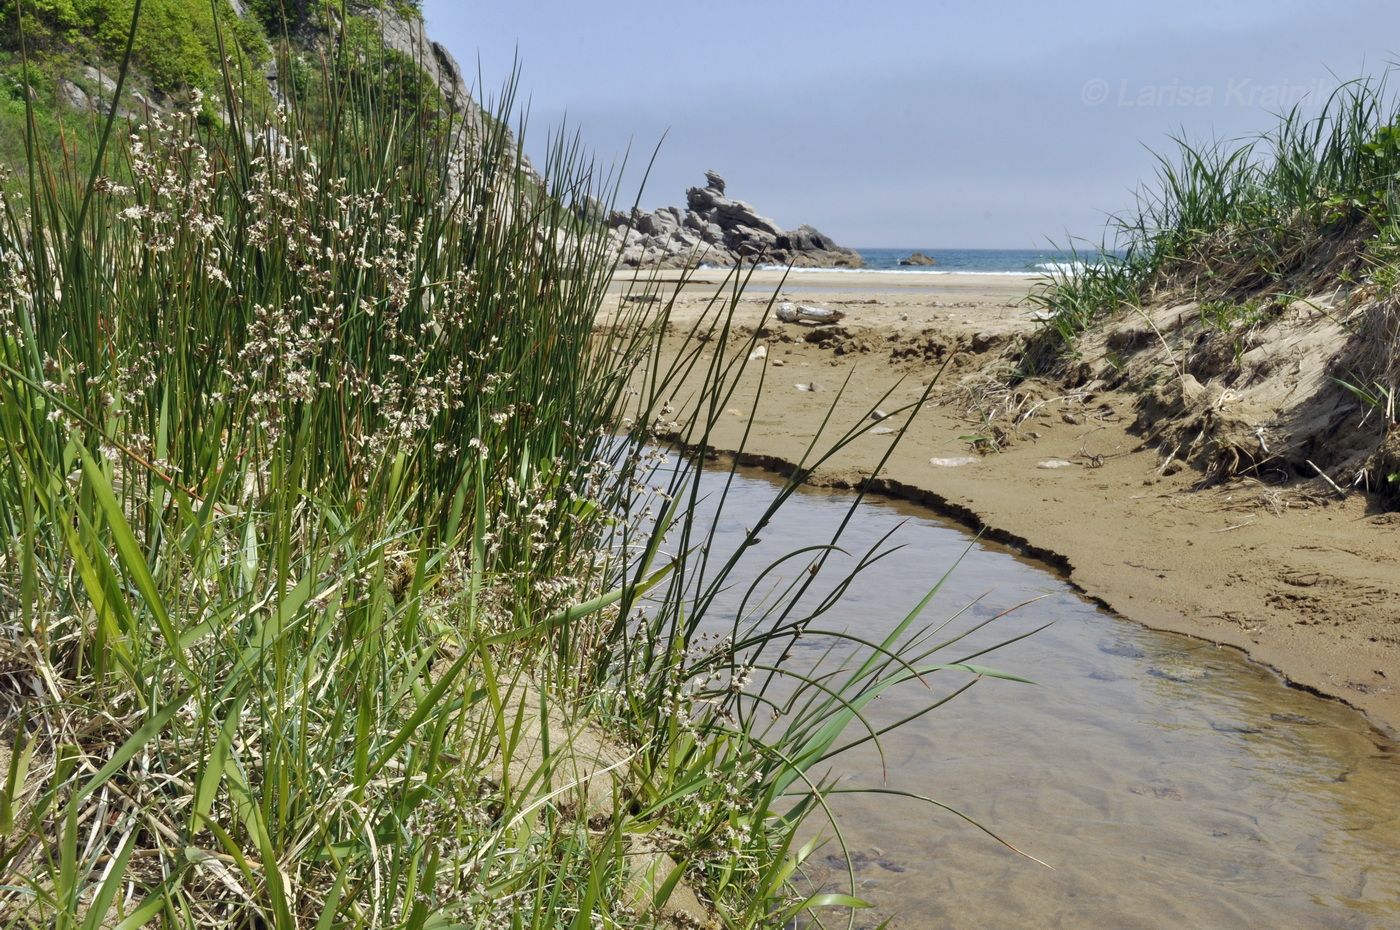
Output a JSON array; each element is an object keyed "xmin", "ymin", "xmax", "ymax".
[
  {"xmin": 1270, "ymin": 712, "xmax": 1321, "ymax": 726},
  {"xmin": 1148, "ymin": 663, "xmax": 1210, "ymax": 683},
  {"xmin": 1098, "ymin": 640, "xmax": 1147, "ymax": 659},
  {"xmin": 1129, "ymin": 783, "xmax": 1185, "ymax": 800},
  {"xmin": 821, "ymin": 849, "xmax": 906, "ymax": 875},
  {"xmin": 1211, "ymin": 720, "xmax": 1266, "ymax": 735}
]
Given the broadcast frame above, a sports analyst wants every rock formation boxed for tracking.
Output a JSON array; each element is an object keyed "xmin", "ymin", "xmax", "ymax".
[
  {"xmin": 608, "ymin": 172, "xmax": 863, "ymax": 269},
  {"xmin": 325, "ymin": 6, "xmax": 541, "ymax": 187},
  {"xmin": 899, "ymin": 251, "xmax": 936, "ymax": 266}
]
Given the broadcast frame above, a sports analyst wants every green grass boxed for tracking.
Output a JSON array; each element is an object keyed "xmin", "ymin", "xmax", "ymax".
[
  {"xmin": 2, "ymin": 0, "xmax": 270, "ymax": 95},
  {"xmin": 0, "ymin": 5, "xmax": 1027, "ymax": 928},
  {"xmin": 1026, "ymin": 72, "xmax": 1400, "ymax": 370}
]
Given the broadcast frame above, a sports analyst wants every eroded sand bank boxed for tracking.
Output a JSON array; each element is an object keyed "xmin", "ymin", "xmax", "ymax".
[{"xmin": 604, "ymin": 268, "xmax": 1400, "ymax": 735}]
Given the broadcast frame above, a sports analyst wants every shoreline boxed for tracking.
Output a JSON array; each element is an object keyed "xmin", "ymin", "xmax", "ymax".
[
  {"xmin": 615, "ymin": 269, "xmax": 1400, "ymax": 738},
  {"xmin": 751, "ymin": 266, "xmax": 1043, "ymax": 277},
  {"xmin": 674, "ymin": 440, "xmax": 1394, "ymax": 737}
]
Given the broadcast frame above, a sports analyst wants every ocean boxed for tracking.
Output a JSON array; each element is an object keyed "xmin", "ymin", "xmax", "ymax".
[{"xmin": 765, "ymin": 247, "xmax": 1088, "ymax": 275}]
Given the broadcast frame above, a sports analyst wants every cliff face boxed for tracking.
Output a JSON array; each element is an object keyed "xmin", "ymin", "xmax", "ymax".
[
  {"xmin": 330, "ymin": 5, "xmax": 539, "ymax": 187},
  {"xmin": 609, "ymin": 170, "xmax": 864, "ymax": 269},
  {"xmin": 352, "ymin": 6, "xmax": 502, "ymax": 159}
]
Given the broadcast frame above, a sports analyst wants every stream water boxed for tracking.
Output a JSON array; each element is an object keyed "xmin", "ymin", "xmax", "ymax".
[{"xmin": 684, "ymin": 460, "xmax": 1400, "ymax": 929}]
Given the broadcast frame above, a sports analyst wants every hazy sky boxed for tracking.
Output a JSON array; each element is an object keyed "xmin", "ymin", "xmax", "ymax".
[{"xmin": 422, "ymin": 1, "xmax": 1400, "ymax": 248}]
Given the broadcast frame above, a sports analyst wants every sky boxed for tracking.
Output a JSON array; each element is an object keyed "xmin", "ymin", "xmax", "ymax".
[{"xmin": 421, "ymin": 1, "xmax": 1400, "ymax": 248}]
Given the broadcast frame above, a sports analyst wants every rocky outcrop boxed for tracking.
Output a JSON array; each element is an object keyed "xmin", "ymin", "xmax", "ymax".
[
  {"xmin": 329, "ymin": 6, "xmax": 540, "ymax": 187},
  {"xmin": 900, "ymin": 251, "xmax": 936, "ymax": 266},
  {"xmin": 608, "ymin": 172, "xmax": 863, "ymax": 269},
  {"xmin": 358, "ymin": 8, "xmax": 486, "ymax": 138}
]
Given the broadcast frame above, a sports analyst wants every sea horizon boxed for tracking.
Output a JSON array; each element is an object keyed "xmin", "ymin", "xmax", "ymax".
[{"xmin": 757, "ymin": 246, "xmax": 1099, "ymax": 275}]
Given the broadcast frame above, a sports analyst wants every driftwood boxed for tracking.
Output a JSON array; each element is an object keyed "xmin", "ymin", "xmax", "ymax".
[{"xmin": 775, "ymin": 302, "xmax": 845, "ymax": 325}]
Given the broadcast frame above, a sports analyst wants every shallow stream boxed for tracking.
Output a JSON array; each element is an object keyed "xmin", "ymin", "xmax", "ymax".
[{"xmin": 689, "ymin": 461, "xmax": 1400, "ymax": 929}]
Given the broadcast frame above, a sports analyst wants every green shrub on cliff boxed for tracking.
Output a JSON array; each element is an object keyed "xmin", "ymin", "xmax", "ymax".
[{"xmin": 1, "ymin": 0, "xmax": 268, "ymax": 93}]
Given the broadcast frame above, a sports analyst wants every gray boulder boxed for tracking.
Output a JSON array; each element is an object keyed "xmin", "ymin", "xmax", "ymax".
[
  {"xmin": 685, "ymin": 183, "xmax": 724, "ymax": 213},
  {"xmin": 613, "ymin": 173, "xmax": 861, "ymax": 270},
  {"xmin": 777, "ymin": 225, "xmax": 839, "ymax": 253},
  {"xmin": 713, "ymin": 199, "xmax": 785, "ymax": 238},
  {"xmin": 81, "ymin": 66, "xmax": 118, "ymax": 97},
  {"xmin": 59, "ymin": 79, "xmax": 91, "ymax": 112}
]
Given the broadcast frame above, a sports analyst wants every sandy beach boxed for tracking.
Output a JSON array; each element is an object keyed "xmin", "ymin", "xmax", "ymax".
[{"xmin": 608, "ymin": 268, "xmax": 1400, "ymax": 737}]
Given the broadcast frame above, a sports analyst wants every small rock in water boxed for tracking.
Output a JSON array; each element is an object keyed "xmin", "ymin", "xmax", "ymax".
[
  {"xmin": 825, "ymin": 850, "xmax": 874, "ymax": 870},
  {"xmin": 749, "ymin": 345, "xmax": 768, "ymax": 361},
  {"xmin": 772, "ymin": 358, "xmax": 785, "ymax": 367},
  {"xmin": 1269, "ymin": 712, "xmax": 1320, "ymax": 726},
  {"xmin": 929, "ymin": 456, "xmax": 979, "ymax": 467},
  {"xmin": 1210, "ymin": 720, "xmax": 1265, "ymax": 735},
  {"xmin": 1098, "ymin": 640, "xmax": 1147, "ymax": 659},
  {"xmin": 1129, "ymin": 783, "xmax": 1185, "ymax": 801},
  {"xmin": 1148, "ymin": 664, "xmax": 1209, "ymax": 684},
  {"xmin": 1037, "ymin": 459, "xmax": 1077, "ymax": 469}
]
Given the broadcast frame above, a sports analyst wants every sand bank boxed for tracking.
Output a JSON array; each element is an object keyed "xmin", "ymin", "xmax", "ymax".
[{"xmin": 607, "ymin": 269, "xmax": 1400, "ymax": 735}]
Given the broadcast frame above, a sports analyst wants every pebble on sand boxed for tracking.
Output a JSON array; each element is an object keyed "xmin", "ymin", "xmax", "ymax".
[{"xmin": 929, "ymin": 456, "xmax": 979, "ymax": 467}]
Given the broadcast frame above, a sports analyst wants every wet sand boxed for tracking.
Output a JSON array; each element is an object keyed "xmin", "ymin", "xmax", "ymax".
[{"xmin": 605, "ymin": 269, "xmax": 1400, "ymax": 736}]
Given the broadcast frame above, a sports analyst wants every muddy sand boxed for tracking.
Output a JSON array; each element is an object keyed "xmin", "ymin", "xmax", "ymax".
[{"xmin": 603, "ymin": 268, "xmax": 1400, "ymax": 735}]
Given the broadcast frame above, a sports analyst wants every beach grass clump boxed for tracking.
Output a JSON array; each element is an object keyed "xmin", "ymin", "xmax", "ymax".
[
  {"xmin": 1026, "ymin": 73, "xmax": 1400, "ymax": 369},
  {"xmin": 0, "ymin": 6, "xmax": 1024, "ymax": 927},
  {"xmin": 0, "ymin": 22, "xmax": 650, "ymax": 924},
  {"xmin": 1023, "ymin": 73, "xmax": 1400, "ymax": 499}
]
